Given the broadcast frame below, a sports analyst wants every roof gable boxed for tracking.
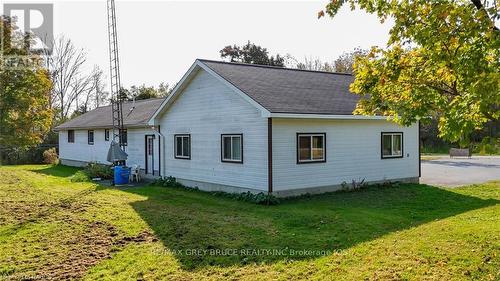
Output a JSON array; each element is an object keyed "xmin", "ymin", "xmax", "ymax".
[{"xmin": 148, "ymin": 61, "xmax": 271, "ymax": 125}]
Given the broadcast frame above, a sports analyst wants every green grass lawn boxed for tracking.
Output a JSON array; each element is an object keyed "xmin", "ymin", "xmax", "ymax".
[{"xmin": 0, "ymin": 165, "xmax": 498, "ymax": 280}]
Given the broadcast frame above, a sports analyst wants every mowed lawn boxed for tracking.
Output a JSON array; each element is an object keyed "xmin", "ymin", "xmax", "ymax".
[{"xmin": 0, "ymin": 165, "xmax": 498, "ymax": 280}]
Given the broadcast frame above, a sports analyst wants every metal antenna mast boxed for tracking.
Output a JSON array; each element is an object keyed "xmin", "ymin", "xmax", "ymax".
[{"xmin": 107, "ymin": 0, "xmax": 125, "ymax": 151}]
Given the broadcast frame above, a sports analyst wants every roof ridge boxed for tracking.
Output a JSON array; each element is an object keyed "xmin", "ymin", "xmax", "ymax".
[
  {"xmin": 95, "ymin": 97, "xmax": 167, "ymax": 109},
  {"xmin": 197, "ymin": 59, "xmax": 353, "ymax": 76}
]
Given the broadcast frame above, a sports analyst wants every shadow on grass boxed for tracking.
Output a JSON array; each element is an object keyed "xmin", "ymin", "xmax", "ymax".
[
  {"xmin": 107, "ymin": 183, "xmax": 498, "ymax": 270},
  {"xmin": 30, "ymin": 164, "xmax": 81, "ymax": 178}
]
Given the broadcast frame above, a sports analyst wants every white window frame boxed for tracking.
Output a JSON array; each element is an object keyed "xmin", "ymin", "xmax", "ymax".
[
  {"xmin": 221, "ymin": 134, "xmax": 243, "ymax": 163},
  {"xmin": 297, "ymin": 133, "xmax": 326, "ymax": 164},
  {"xmin": 174, "ymin": 134, "xmax": 191, "ymax": 159},
  {"xmin": 381, "ymin": 132, "xmax": 403, "ymax": 159}
]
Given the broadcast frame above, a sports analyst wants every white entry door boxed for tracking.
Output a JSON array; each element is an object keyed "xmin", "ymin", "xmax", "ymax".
[{"xmin": 146, "ymin": 135, "xmax": 154, "ymax": 175}]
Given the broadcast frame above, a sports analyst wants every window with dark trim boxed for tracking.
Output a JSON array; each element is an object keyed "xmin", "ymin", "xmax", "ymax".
[
  {"xmin": 297, "ymin": 133, "xmax": 326, "ymax": 163},
  {"xmin": 148, "ymin": 137, "xmax": 154, "ymax": 156},
  {"xmin": 68, "ymin": 130, "xmax": 75, "ymax": 143},
  {"xmin": 105, "ymin": 129, "xmax": 110, "ymax": 141},
  {"xmin": 381, "ymin": 132, "xmax": 403, "ymax": 158},
  {"xmin": 174, "ymin": 134, "xmax": 191, "ymax": 159},
  {"xmin": 88, "ymin": 130, "xmax": 94, "ymax": 145},
  {"xmin": 119, "ymin": 129, "xmax": 127, "ymax": 146},
  {"xmin": 221, "ymin": 134, "xmax": 243, "ymax": 163}
]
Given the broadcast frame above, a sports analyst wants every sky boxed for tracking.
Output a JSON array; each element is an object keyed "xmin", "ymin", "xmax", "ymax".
[{"xmin": 2, "ymin": 0, "xmax": 393, "ymax": 88}]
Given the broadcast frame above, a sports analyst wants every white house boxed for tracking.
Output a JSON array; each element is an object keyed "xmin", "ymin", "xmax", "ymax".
[
  {"xmin": 56, "ymin": 59, "xmax": 420, "ymax": 196},
  {"xmin": 55, "ymin": 98, "xmax": 164, "ymax": 176}
]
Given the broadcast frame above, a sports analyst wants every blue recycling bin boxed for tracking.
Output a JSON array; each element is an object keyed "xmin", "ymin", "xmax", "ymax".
[{"xmin": 114, "ymin": 166, "xmax": 130, "ymax": 185}]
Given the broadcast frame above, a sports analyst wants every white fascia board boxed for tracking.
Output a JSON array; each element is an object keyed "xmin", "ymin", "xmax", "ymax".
[
  {"xmin": 269, "ymin": 113, "xmax": 390, "ymax": 120},
  {"xmin": 196, "ymin": 60, "xmax": 271, "ymax": 117},
  {"xmin": 148, "ymin": 62, "xmax": 200, "ymax": 126}
]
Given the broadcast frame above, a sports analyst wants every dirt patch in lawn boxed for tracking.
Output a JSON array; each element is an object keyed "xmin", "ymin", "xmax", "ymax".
[
  {"xmin": 6, "ymin": 217, "xmax": 156, "ymax": 281},
  {"xmin": 2, "ymin": 183, "xmax": 157, "ymax": 281},
  {"xmin": 0, "ymin": 189, "xmax": 94, "ymax": 227},
  {"xmin": 37, "ymin": 220, "xmax": 156, "ymax": 280}
]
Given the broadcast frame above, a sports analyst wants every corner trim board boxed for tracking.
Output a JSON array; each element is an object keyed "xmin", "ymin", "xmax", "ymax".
[
  {"xmin": 418, "ymin": 121, "xmax": 421, "ymax": 177},
  {"xmin": 268, "ymin": 118, "xmax": 273, "ymax": 193}
]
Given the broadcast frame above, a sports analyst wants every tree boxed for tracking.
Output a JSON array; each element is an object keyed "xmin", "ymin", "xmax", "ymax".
[
  {"xmin": 130, "ymin": 85, "xmax": 159, "ymax": 100},
  {"xmin": 120, "ymin": 83, "xmax": 176, "ymax": 101},
  {"xmin": 291, "ymin": 49, "xmax": 367, "ymax": 73},
  {"xmin": 44, "ymin": 36, "xmax": 86, "ymax": 121},
  {"xmin": 220, "ymin": 41, "xmax": 285, "ymax": 67},
  {"xmin": 118, "ymin": 87, "xmax": 131, "ymax": 101},
  {"xmin": 320, "ymin": 0, "xmax": 500, "ymax": 143},
  {"xmin": 158, "ymin": 82, "xmax": 176, "ymax": 97},
  {"xmin": 0, "ymin": 16, "xmax": 53, "ymax": 153},
  {"xmin": 333, "ymin": 48, "xmax": 367, "ymax": 74},
  {"xmin": 88, "ymin": 66, "xmax": 107, "ymax": 110},
  {"xmin": 294, "ymin": 57, "xmax": 335, "ymax": 72},
  {"xmin": 44, "ymin": 37, "xmax": 107, "ymax": 122},
  {"xmin": 70, "ymin": 105, "xmax": 89, "ymax": 119}
]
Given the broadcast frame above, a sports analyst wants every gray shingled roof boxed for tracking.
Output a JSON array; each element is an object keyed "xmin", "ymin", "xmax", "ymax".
[
  {"xmin": 55, "ymin": 98, "xmax": 165, "ymax": 130},
  {"xmin": 200, "ymin": 59, "xmax": 359, "ymax": 115},
  {"xmin": 56, "ymin": 61, "xmax": 360, "ymax": 130}
]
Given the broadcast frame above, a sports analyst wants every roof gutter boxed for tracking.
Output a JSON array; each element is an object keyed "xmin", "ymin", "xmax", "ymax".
[
  {"xmin": 53, "ymin": 124, "xmax": 152, "ymax": 131},
  {"xmin": 268, "ymin": 113, "xmax": 389, "ymax": 120}
]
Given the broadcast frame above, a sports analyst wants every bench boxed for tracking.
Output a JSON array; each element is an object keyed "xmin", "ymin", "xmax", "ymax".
[{"xmin": 449, "ymin": 148, "xmax": 471, "ymax": 158}]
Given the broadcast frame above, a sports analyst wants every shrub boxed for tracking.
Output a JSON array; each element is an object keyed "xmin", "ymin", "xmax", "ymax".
[
  {"xmin": 473, "ymin": 137, "xmax": 499, "ymax": 155},
  {"xmin": 1, "ymin": 145, "xmax": 55, "ymax": 165},
  {"xmin": 42, "ymin": 148, "xmax": 59, "ymax": 164},
  {"xmin": 211, "ymin": 191, "xmax": 280, "ymax": 205},
  {"xmin": 340, "ymin": 178, "xmax": 367, "ymax": 192},
  {"xmin": 84, "ymin": 162, "xmax": 113, "ymax": 179},
  {"xmin": 152, "ymin": 176, "xmax": 184, "ymax": 188},
  {"xmin": 71, "ymin": 170, "xmax": 90, "ymax": 182},
  {"xmin": 152, "ymin": 176, "xmax": 280, "ymax": 205}
]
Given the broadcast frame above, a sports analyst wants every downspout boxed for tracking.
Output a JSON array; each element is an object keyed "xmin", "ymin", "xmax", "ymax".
[{"xmin": 267, "ymin": 117, "xmax": 273, "ymax": 194}]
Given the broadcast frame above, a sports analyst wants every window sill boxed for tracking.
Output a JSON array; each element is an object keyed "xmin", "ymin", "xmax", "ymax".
[
  {"xmin": 297, "ymin": 159, "xmax": 326, "ymax": 164},
  {"xmin": 221, "ymin": 159, "xmax": 243, "ymax": 164},
  {"xmin": 174, "ymin": 156, "xmax": 191, "ymax": 160},
  {"xmin": 381, "ymin": 155, "xmax": 403, "ymax": 159}
]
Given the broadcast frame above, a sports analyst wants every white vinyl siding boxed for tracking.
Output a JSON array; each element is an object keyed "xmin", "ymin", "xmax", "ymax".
[
  {"xmin": 272, "ymin": 119, "xmax": 418, "ymax": 191},
  {"xmin": 158, "ymin": 69, "xmax": 268, "ymax": 191},
  {"xmin": 58, "ymin": 127, "xmax": 161, "ymax": 174}
]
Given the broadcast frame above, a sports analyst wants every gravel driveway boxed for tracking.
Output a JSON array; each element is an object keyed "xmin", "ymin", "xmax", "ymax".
[{"xmin": 420, "ymin": 156, "xmax": 500, "ymax": 187}]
